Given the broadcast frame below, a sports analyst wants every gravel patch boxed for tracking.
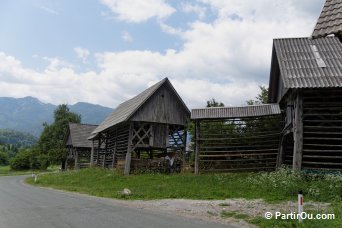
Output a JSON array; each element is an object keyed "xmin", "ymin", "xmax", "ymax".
[{"xmin": 113, "ymin": 198, "xmax": 330, "ymax": 227}]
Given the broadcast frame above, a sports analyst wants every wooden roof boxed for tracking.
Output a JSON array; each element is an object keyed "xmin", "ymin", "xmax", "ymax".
[
  {"xmin": 65, "ymin": 123, "xmax": 97, "ymax": 148},
  {"xmin": 91, "ymin": 78, "xmax": 190, "ymax": 136},
  {"xmin": 268, "ymin": 36, "xmax": 342, "ymax": 102},
  {"xmin": 312, "ymin": 0, "xmax": 342, "ymax": 38},
  {"xmin": 191, "ymin": 104, "xmax": 281, "ymax": 120}
]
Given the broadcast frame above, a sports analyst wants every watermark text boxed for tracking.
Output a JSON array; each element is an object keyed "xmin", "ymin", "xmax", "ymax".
[{"xmin": 264, "ymin": 212, "xmax": 335, "ymax": 220}]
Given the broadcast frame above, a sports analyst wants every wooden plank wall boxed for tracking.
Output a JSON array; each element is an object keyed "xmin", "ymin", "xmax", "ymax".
[
  {"xmin": 93, "ymin": 124, "xmax": 129, "ymax": 168},
  {"xmin": 196, "ymin": 115, "xmax": 281, "ymax": 173},
  {"xmin": 301, "ymin": 88, "xmax": 342, "ymax": 171},
  {"xmin": 131, "ymin": 85, "xmax": 189, "ymax": 126}
]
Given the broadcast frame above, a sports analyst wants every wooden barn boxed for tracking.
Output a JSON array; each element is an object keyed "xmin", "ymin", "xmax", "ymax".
[
  {"xmin": 64, "ymin": 123, "xmax": 98, "ymax": 169},
  {"xmin": 192, "ymin": 104, "xmax": 282, "ymax": 173},
  {"xmin": 89, "ymin": 78, "xmax": 190, "ymax": 175},
  {"xmin": 268, "ymin": 0, "xmax": 342, "ymax": 171}
]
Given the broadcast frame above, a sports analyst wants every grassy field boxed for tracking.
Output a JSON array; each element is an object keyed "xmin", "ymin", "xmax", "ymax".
[
  {"xmin": 26, "ymin": 168, "xmax": 341, "ymax": 227},
  {"xmin": 0, "ymin": 165, "xmax": 59, "ymax": 176}
]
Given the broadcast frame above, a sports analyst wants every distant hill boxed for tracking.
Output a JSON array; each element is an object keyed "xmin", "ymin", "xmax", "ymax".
[
  {"xmin": 0, "ymin": 129, "xmax": 37, "ymax": 147},
  {"xmin": 0, "ymin": 96, "xmax": 113, "ymax": 137}
]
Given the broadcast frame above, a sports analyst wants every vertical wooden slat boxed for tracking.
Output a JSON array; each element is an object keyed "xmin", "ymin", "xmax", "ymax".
[
  {"xmin": 111, "ymin": 128, "xmax": 118, "ymax": 168},
  {"xmin": 277, "ymin": 130, "xmax": 290, "ymax": 168},
  {"xmin": 75, "ymin": 150, "xmax": 79, "ymax": 169},
  {"xmin": 149, "ymin": 124, "xmax": 154, "ymax": 146},
  {"xmin": 124, "ymin": 123, "xmax": 134, "ymax": 175},
  {"xmin": 194, "ymin": 120, "xmax": 200, "ymax": 174},
  {"xmin": 293, "ymin": 90, "xmax": 303, "ymax": 171},
  {"xmin": 90, "ymin": 140, "xmax": 94, "ymax": 166},
  {"xmin": 96, "ymin": 134, "xmax": 101, "ymax": 166},
  {"xmin": 103, "ymin": 134, "xmax": 108, "ymax": 168},
  {"xmin": 277, "ymin": 134, "xmax": 285, "ymax": 168}
]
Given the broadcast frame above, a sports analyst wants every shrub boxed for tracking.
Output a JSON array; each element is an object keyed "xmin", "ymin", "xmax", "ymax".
[
  {"xmin": 247, "ymin": 166, "xmax": 342, "ymax": 202},
  {"xmin": 37, "ymin": 154, "xmax": 50, "ymax": 170},
  {"xmin": 10, "ymin": 148, "xmax": 50, "ymax": 170},
  {"xmin": 10, "ymin": 149, "xmax": 32, "ymax": 170},
  {"xmin": 0, "ymin": 151, "xmax": 9, "ymax": 165}
]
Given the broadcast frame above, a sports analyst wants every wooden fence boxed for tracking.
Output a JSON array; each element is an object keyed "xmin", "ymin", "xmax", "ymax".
[{"xmin": 195, "ymin": 115, "xmax": 282, "ymax": 173}]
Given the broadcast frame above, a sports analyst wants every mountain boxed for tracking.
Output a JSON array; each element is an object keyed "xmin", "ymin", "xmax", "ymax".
[{"xmin": 0, "ymin": 96, "xmax": 113, "ymax": 137}]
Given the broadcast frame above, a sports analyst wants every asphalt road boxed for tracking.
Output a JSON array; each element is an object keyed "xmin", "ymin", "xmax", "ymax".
[{"xmin": 0, "ymin": 175, "xmax": 232, "ymax": 228}]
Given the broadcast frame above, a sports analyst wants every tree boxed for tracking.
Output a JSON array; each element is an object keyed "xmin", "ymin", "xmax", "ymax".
[
  {"xmin": 188, "ymin": 99, "xmax": 226, "ymax": 161},
  {"xmin": 244, "ymin": 86, "xmax": 281, "ymax": 140},
  {"xmin": 206, "ymin": 98, "xmax": 224, "ymax": 107},
  {"xmin": 0, "ymin": 151, "xmax": 9, "ymax": 166},
  {"xmin": 37, "ymin": 104, "xmax": 81, "ymax": 169},
  {"xmin": 246, "ymin": 86, "xmax": 268, "ymax": 105}
]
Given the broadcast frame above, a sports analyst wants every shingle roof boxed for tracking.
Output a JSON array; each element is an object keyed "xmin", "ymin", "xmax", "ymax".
[
  {"xmin": 312, "ymin": 0, "xmax": 342, "ymax": 38},
  {"xmin": 191, "ymin": 104, "xmax": 281, "ymax": 120},
  {"xmin": 273, "ymin": 36, "xmax": 342, "ymax": 88},
  {"xmin": 66, "ymin": 123, "xmax": 97, "ymax": 148},
  {"xmin": 91, "ymin": 78, "xmax": 189, "ymax": 136}
]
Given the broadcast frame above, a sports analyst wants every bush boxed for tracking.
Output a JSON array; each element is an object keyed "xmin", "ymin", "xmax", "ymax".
[
  {"xmin": 0, "ymin": 151, "xmax": 9, "ymax": 165},
  {"xmin": 247, "ymin": 166, "xmax": 342, "ymax": 202},
  {"xmin": 10, "ymin": 149, "xmax": 32, "ymax": 170},
  {"xmin": 37, "ymin": 154, "xmax": 50, "ymax": 170},
  {"xmin": 10, "ymin": 148, "xmax": 50, "ymax": 170}
]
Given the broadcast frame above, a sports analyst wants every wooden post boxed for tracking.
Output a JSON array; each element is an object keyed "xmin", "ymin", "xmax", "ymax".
[
  {"xmin": 75, "ymin": 150, "xmax": 79, "ymax": 169},
  {"xmin": 293, "ymin": 90, "xmax": 303, "ymax": 171},
  {"xmin": 166, "ymin": 124, "xmax": 169, "ymax": 147},
  {"xmin": 96, "ymin": 135, "xmax": 101, "ymax": 166},
  {"xmin": 103, "ymin": 135, "xmax": 108, "ymax": 168},
  {"xmin": 149, "ymin": 124, "xmax": 154, "ymax": 146},
  {"xmin": 112, "ymin": 141, "xmax": 117, "ymax": 168},
  {"xmin": 124, "ymin": 123, "xmax": 133, "ymax": 175},
  {"xmin": 194, "ymin": 120, "xmax": 200, "ymax": 174},
  {"xmin": 277, "ymin": 132, "xmax": 287, "ymax": 168},
  {"xmin": 90, "ymin": 140, "xmax": 94, "ymax": 166}
]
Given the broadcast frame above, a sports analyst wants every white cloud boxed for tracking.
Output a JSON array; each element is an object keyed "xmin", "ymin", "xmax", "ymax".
[
  {"xmin": 160, "ymin": 23, "xmax": 183, "ymax": 36},
  {"xmin": 121, "ymin": 31, "xmax": 133, "ymax": 42},
  {"xmin": 180, "ymin": 2, "xmax": 207, "ymax": 20},
  {"xmin": 40, "ymin": 6, "xmax": 59, "ymax": 15},
  {"xmin": 99, "ymin": 0, "xmax": 176, "ymax": 23},
  {"xmin": 0, "ymin": 1, "xmax": 324, "ymax": 109},
  {"xmin": 74, "ymin": 47, "xmax": 90, "ymax": 63}
]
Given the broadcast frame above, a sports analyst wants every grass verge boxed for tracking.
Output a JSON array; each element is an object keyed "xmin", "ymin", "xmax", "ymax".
[
  {"xmin": 26, "ymin": 167, "xmax": 341, "ymax": 227},
  {"xmin": 0, "ymin": 165, "xmax": 60, "ymax": 176}
]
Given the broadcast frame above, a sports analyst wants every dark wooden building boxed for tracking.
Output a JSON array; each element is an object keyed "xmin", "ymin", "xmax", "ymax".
[
  {"xmin": 89, "ymin": 78, "xmax": 190, "ymax": 175},
  {"xmin": 192, "ymin": 104, "xmax": 282, "ymax": 173},
  {"xmin": 268, "ymin": 0, "xmax": 342, "ymax": 171},
  {"xmin": 64, "ymin": 123, "xmax": 98, "ymax": 169}
]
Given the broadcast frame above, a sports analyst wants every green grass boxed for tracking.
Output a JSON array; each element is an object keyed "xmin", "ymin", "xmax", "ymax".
[
  {"xmin": 221, "ymin": 211, "xmax": 251, "ymax": 220},
  {"xmin": 26, "ymin": 167, "xmax": 342, "ymax": 227},
  {"xmin": 0, "ymin": 165, "xmax": 60, "ymax": 176},
  {"xmin": 26, "ymin": 167, "xmax": 342, "ymax": 202}
]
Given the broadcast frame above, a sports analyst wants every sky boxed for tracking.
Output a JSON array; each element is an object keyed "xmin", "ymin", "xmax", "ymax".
[{"xmin": 0, "ymin": 0, "xmax": 325, "ymax": 109}]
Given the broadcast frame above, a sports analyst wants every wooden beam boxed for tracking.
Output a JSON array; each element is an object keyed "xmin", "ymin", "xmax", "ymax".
[
  {"xmin": 194, "ymin": 120, "xmax": 200, "ymax": 174},
  {"xmin": 103, "ymin": 135, "xmax": 108, "ymax": 168},
  {"xmin": 90, "ymin": 140, "xmax": 94, "ymax": 166},
  {"xmin": 124, "ymin": 123, "xmax": 133, "ymax": 175},
  {"xmin": 277, "ymin": 134, "xmax": 285, "ymax": 168},
  {"xmin": 112, "ymin": 128, "xmax": 118, "ymax": 168},
  {"xmin": 75, "ymin": 150, "xmax": 79, "ymax": 170},
  {"xmin": 293, "ymin": 90, "xmax": 303, "ymax": 171},
  {"xmin": 96, "ymin": 134, "xmax": 101, "ymax": 166}
]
